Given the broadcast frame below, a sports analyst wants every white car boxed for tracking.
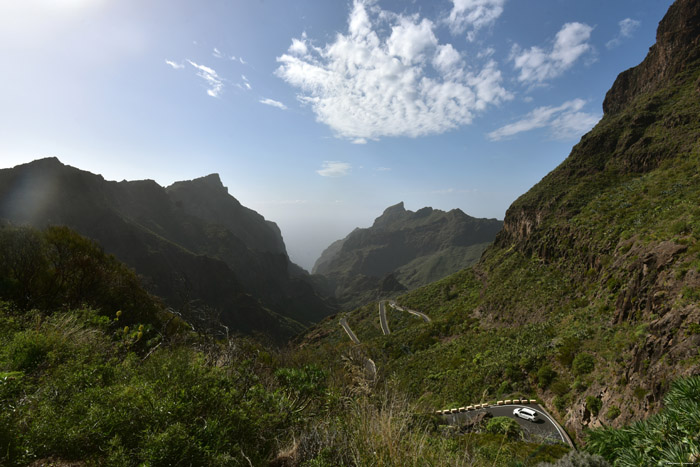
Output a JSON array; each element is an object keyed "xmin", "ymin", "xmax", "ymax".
[{"xmin": 513, "ymin": 407, "xmax": 538, "ymax": 421}]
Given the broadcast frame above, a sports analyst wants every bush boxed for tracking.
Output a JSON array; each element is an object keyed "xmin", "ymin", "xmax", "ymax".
[
  {"xmin": 586, "ymin": 396, "xmax": 602, "ymax": 417},
  {"xmin": 554, "ymin": 395, "xmax": 570, "ymax": 413},
  {"xmin": 538, "ymin": 364, "xmax": 557, "ymax": 388},
  {"xmin": 485, "ymin": 416, "xmax": 522, "ymax": 439},
  {"xmin": 6, "ymin": 331, "xmax": 52, "ymax": 371},
  {"xmin": 551, "ymin": 378, "xmax": 571, "ymax": 397},
  {"xmin": 572, "ymin": 353, "xmax": 595, "ymax": 376},
  {"xmin": 605, "ymin": 406, "xmax": 621, "ymax": 420}
]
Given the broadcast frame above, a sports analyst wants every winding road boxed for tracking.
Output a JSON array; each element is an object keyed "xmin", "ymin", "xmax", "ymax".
[
  {"xmin": 440, "ymin": 403, "xmax": 573, "ymax": 447},
  {"xmin": 388, "ymin": 301, "xmax": 431, "ymax": 323},
  {"xmin": 379, "ymin": 301, "xmax": 391, "ymax": 335},
  {"xmin": 339, "ymin": 317, "xmax": 361, "ymax": 344},
  {"xmin": 339, "ymin": 302, "xmax": 573, "ymax": 449}
]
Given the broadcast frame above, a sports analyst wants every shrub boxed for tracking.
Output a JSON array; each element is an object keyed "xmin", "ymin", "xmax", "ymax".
[
  {"xmin": 554, "ymin": 395, "xmax": 570, "ymax": 413},
  {"xmin": 605, "ymin": 406, "xmax": 621, "ymax": 420},
  {"xmin": 6, "ymin": 331, "xmax": 52, "ymax": 371},
  {"xmin": 572, "ymin": 353, "xmax": 595, "ymax": 376},
  {"xmin": 551, "ymin": 379, "xmax": 571, "ymax": 397},
  {"xmin": 485, "ymin": 416, "xmax": 522, "ymax": 439},
  {"xmin": 538, "ymin": 364, "xmax": 557, "ymax": 388},
  {"xmin": 586, "ymin": 396, "xmax": 602, "ymax": 417}
]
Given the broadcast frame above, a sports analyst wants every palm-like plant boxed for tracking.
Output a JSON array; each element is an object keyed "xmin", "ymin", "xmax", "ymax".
[{"xmin": 585, "ymin": 375, "xmax": 700, "ymax": 466}]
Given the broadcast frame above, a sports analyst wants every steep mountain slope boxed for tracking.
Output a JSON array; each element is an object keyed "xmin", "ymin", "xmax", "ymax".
[
  {"xmin": 300, "ymin": 0, "xmax": 700, "ymax": 443},
  {"xmin": 313, "ymin": 202, "xmax": 502, "ymax": 309},
  {"xmin": 0, "ymin": 159, "xmax": 334, "ymax": 340}
]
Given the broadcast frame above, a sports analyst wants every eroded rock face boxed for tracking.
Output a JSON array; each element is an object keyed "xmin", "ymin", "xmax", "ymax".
[
  {"xmin": 603, "ymin": 0, "xmax": 700, "ymax": 115},
  {"xmin": 488, "ymin": 0, "xmax": 700, "ymax": 442}
]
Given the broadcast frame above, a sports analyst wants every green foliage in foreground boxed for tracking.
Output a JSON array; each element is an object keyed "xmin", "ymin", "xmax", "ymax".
[
  {"xmin": 0, "ymin": 304, "xmax": 323, "ymax": 465},
  {"xmin": 0, "ymin": 303, "xmax": 574, "ymax": 466},
  {"xmin": 586, "ymin": 375, "xmax": 700, "ymax": 466}
]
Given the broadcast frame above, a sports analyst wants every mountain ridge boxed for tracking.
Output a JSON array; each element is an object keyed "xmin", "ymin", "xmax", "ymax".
[
  {"xmin": 0, "ymin": 158, "xmax": 335, "ymax": 340},
  {"xmin": 312, "ymin": 201, "xmax": 502, "ymax": 309}
]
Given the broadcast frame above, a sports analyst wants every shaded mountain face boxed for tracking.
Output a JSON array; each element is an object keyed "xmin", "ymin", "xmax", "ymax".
[
  {"xmin": 0, "ymin": 159, "xmax": 335, "ymax": 341},
  {"xmin": 313, "ymin": 201, "xmax": 502, "ymax": 309},
  {"xmin": 300, "ymin": 0, "xmax": 700, "ymax": 442}
]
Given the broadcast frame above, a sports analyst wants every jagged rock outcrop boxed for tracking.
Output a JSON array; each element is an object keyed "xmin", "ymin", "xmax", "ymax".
[
  {"xmin": 490, "ymin": 0, "xmax": 700, "ymax": 439},
  {"xmin": 603, "ymin": 0, "xmax": 700, "ymax": 114}
]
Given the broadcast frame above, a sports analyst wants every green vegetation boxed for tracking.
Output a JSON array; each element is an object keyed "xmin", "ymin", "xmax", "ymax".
[
  {"xmin": 587, "ymin": 375, "xmax": 700, "ymax": 466},
  {"xmin": 572, "ymin": 353, "xmax": 595, "ymax": 376},
  {"xmin": 486, "ymin": 416, "xmax": 522, "ymax": 439}
]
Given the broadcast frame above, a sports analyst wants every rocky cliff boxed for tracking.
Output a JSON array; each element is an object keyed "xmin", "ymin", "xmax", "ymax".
[{"xmin": 0, "ymin": 158, "xmax": 335, "ymax": 340}]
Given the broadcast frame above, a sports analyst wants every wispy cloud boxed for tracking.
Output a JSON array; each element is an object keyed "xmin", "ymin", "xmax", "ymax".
[
  {"xmin": 259, "ymin": 98, "xmax": 287, "ymax": 110},
  {"xmin": 445, "ymin": 0, "xmax": 506, "ymax": 41},
  {"xmin": 488, "ymin": 98, "xmax": 601, "ymax": 141},
  {"xmin": 375, "ymin": 167, "xmax": 391, "ymax": 172},
  {"xmin": 512, "ymin": 22, "xmax": 593, "ymax": 84},
  {"xmin": 165, "ymin": 59, "xmax": 184, "ymax": 70},
  {"xmin": 606, "ymin": 18, "xmax": 640, "ymax": 49},
  {"xmin": 187, "ymin": 60, "xmax": 223, "ymax": 97},
  {"xmin": 317, "ymin": 161, "xmax": 351, "ymax": 177},
  {"xmin": 241, "ymin": 74, "xmax": 252, "ymax": 90},
  {"xmin": 213, "ymin": 47, "xmax": 223, "ymax": 58},
  {"xmin": 276, "ymin": 0, "xmax": 511, "ymax": 142}
]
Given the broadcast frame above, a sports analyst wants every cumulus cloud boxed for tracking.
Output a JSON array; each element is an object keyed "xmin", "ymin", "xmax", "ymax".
[
  {"xmin": 276, "ymin": 0, "xmax": 511, "ymax": 142},
  {"xmin": 317, "ymin": 161, "xmax": 351, "ymax": 177},
  {"xmin": 446, "ymin": 0, "xmax": 506, "ymax": 41},
  {"xmin": 165, "ymin": 59, "xmax": 184, "ymax": 69},
  {"xmin": 606, "ymin": 18, "xmax": 640, "ymax": 49},
  {"xmin": 187, "ymin": 60, "xmax": 223, "ymax": 97},
  {"xmin": 259, "ymin": 98, "xmax": 287, "ymax": 110},
  {"xmin": 512, "ymin": 22, "xmax": 593, "ymax": 84},
  {"xmin": 488, "ymin": 98, "xmax": 601, "ymax": 140}
]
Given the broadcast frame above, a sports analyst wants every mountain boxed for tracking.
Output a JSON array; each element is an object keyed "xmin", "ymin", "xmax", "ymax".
[
  {"xmin": 312, "ymin": 202, "xmax": 502, "ymax": 309},
  {"xmin": 0, "ymin": 158, "xmax": 335, "ymax": 341},
  {"xmin": 300, "ymin": 0, "xmax": 700, "ymax": 443}
]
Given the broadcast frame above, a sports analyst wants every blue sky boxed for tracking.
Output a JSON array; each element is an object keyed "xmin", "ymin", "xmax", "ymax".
[{"xmin": 0, "ymin": 0, "xmax": 673, "ymax": 269}]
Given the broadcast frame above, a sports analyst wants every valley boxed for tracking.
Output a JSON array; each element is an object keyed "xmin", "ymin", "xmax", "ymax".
[{"xmin": 0, "ymin": 0, "xmax": 699, "ymax": 465}]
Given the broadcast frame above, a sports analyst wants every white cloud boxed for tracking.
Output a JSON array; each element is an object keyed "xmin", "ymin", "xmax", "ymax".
[
  {"xmin": 317, "ymin": 161, "xmax": 351, "ymax": 177},
  {"xmin": 289, "ymin": 38, "xmax": 308, "ymax": 56},
  {"xmin": 213, "ymin": 47, "xmax": 223, "ymax": 58},
  {"xmin": 165, "ymin": 59, "xmax": 184, "ymax": 69},
  {"xmin": 259, "ymin": 98, "xmax": 287, "ymax": 110},
  {"xmin": 187, "ymin": 60, "xmax": 223, "ymax": 97},
  {"xmin": 488, "ymin": 98, "xmax": 601, "ymax": 140},
  {"xmin": 239, "ymin": 57, "xmax": 247, "ymax": 64},
  {"xmin": 512, "ymin": 22, "xmax": 593, "ymax": 84},
  {"xmin": 606, "ymin": 18, "xmax": 640, "ymax": 49},
  {"xmin": 276, "ymin": 0, "xmax": 511, "ymax": 142},
  {"xmin": 446, "ymin": 0, "xmax": 506, "ymax": 41},
  {"xmin": 241, "ymin": 74, "xmax": 252, "ymax": 90}
]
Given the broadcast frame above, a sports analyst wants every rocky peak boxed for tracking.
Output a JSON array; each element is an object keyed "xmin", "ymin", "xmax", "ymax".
[
  {"xmin": 373, "ymin": 201, "xmax": 408, "ymax": 228},
  {"xmin": 603, "ymin": 0, "xmax": 700, "ymax": 114}
]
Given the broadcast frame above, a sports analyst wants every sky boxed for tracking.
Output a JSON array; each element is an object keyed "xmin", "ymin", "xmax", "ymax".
[{"xmin": 0, "ymin": 0, "xmax": 674, "ymax": 270}]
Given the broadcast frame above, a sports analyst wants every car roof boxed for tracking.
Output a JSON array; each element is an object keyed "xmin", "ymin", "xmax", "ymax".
[{"xmin": 519, "ymin": 408, "xmax": 536, "ymax": 414}]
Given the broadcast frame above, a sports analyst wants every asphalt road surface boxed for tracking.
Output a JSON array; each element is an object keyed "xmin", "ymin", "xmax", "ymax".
[
  {"xmin": 379, "ymin": 301, "xmax": 391, "ymax": 335},
  {"xmin": 389, "ymin": 301, "xmax": 431, "ymax": 322},
  {"xmin": 339, "ymin": 317, "xmax": 361, "ymax": 344},
  {"xmin": 440, "ymin": 404, "xmax": 571, "ymax": 446}
]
